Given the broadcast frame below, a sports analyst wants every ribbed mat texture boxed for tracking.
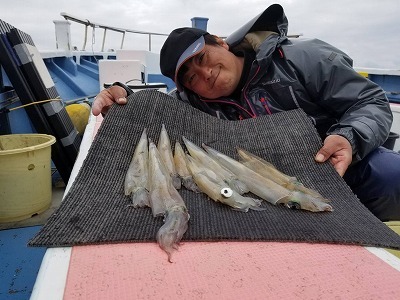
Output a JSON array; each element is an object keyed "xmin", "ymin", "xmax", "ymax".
[{"xmin": 29, "ymin": 90, "xmax": 400, "ymax": 249}]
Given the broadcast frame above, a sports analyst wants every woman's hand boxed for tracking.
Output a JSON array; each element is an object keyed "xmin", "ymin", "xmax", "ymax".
[
  {"xmin": 91, "ymin": 85, "xmax": 128, "ymax": 116},
  {"xmin": 315, "ymin": 134, "xmax": 353, "ymax": 177}
]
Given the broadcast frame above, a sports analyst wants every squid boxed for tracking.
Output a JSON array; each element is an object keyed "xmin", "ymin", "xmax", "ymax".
[
  {"xmin": 185, "ymin": 155, "xmax": 264, "ymax": 212},
  {"xmin": 174, "ymin": 140, "xmax": 201, "ymax": 193},
  {"xmin": 236, "ymin": 147, "xmax": 323, "ymax": 199},
  {"xmin": 202, "ymin": 144, "xmax": 333, "ymax": 213},
  {"xmin": 158, "ymin": 124, "xmax": 181, "ymax": 190},
  {"xmin": 182, "ymin": 136, "xmax": 249, "ymax": 195},
  {"xmin": 148, "ymin": 139, "xmax": 190, "ymax": 262},
  {"xmin": 123, "ymin": 128, "xmax": 150, "ymax": 208}
]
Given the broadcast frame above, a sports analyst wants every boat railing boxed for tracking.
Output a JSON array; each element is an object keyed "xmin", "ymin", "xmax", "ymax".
[
  {"xmin": 60, "ymin": 12, "xmax": 304, "ymax": 53},
  {"xmin": 60, "ymin": 12, "xmax": 169, "ymax": 52}
]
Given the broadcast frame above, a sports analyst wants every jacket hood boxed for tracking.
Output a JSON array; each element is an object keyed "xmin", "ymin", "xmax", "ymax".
[{"xmin": 225, "ymin": 4, "xmax": 288, "ymax": 48}]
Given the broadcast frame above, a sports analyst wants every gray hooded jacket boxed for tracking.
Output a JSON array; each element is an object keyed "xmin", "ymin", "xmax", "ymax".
[{"xmin": 176, "ymin": 4, "xmax": 392, "ymax": 161}]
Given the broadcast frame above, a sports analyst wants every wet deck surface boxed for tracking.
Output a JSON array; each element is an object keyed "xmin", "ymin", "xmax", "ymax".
[
  {"xmin": 0, "ymin": 226, "xmax": 46, "ymax": 299},
  {"xmin": 0, "ymin": 186, "xmax": 65, "ymax": 299}
]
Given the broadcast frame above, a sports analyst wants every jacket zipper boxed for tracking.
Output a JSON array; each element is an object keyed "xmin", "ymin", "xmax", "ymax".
[
  {"xmin": 242, "ymin": 65, "xmax": 261, "ymax": 117},
  {"xmin": 201, "ymin": 98, "xmax": 255, "ymax": 119},
  {"xmin": 259, "ymin": 97, "xmax": 272, "ymax": 115}
]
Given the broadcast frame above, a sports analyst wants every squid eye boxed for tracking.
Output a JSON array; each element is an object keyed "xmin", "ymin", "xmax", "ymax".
[
  {"xmin": 221, "ymin": 187, "xmax": 233, "ymax": 198},
  {"xmin": 286, "ymin": 201, "xmax": 301, "ymax": 210}
]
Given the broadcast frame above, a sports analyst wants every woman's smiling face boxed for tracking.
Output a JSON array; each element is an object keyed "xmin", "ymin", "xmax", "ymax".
[{"xmin": 180, "ymin": 40, "xmax": 244, "ymax": 99}]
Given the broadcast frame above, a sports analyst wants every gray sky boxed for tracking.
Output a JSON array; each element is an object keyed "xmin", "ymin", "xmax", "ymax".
[{"xmin": 2, "ymin": 0, "xmax": 399, "ymax": 69}]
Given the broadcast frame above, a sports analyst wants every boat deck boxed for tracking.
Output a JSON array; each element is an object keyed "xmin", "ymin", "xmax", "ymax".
[
  {"xmin": 0, "ymin": 187, "xmax": 64, "ymax": 299},
  {"xmin": 0, "ymin": 226, "xmax": 44, "ymax": 299},
  {"xmin": 28, "ymin": 113, "xmax": 400, "ymax": 299},
  {"xmin": 1, "ymin": 102, "xmax": 400, "ymax": 299}
]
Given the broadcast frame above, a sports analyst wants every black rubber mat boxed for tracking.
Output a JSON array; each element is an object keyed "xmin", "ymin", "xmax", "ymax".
[{"xmin": 29, "ymin": 90, "xmax": 400, "ymax": 250}]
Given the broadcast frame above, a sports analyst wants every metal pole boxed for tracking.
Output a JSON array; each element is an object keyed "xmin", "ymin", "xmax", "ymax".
[
  {"xmin": 82, "ymin": 24, "xmax": 88, "ymax": 50},
  {"xmin": 148, "ymin": 33, "xmax": 152, "ymax": 51},
  {"xmin": 120, "ymin": 31, "xmax": 125, "ymax": 49},
  {"xmin": 101, "ymin": 28, "xmax": 107, "ymax": 52}
]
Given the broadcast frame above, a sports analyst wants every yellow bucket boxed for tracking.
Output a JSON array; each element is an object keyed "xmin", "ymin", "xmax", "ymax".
[{"xmin": 0, "ymin": 134, "xmax": 56, "ymax": 223}]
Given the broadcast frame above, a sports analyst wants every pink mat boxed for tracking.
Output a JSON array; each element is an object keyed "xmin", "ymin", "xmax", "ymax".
[{"xmin": 64, "ymin": 242, "xmax": 400, "ymax": 299}]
